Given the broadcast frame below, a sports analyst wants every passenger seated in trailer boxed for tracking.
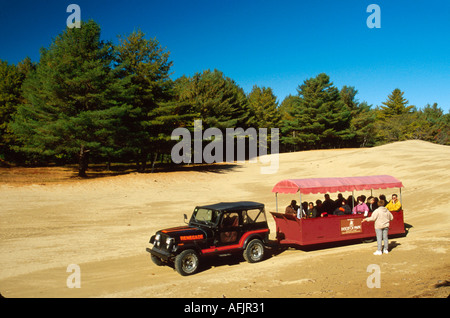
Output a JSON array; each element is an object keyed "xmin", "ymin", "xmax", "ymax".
[
  {"xmin": 322, "ymin": 194, "xmax": 335, "ymax": 214},
  {"xmin": 298, "ymin": 202, "xmax": 308, "ymax": 219},
  {"xmin": 353, "ymin": 196, "xmax": 369, "ymax": 216},
  {"xmin": 367, "ymin": 196, "xmax": 378, "ymax": 213},
  {"xmin": 334, "ymin": 193, "xmax": 344, "ymax": 210},
  {"xmin": 285, "ymin": 200, "xmax": 298, "ymax": 215},
  {"xmin": 306, "ymin": 202, "xmax": 318, "ymax": 218},
  {"xmin": 301, "ymin": 201, "xmax": 308, "ymax": 212},
  {"xmin": 333, "ymin": 199, "xmax": 351, "ymax": 215},
  {"xmin": 386, "ymin": 194, "xmax": 402, "ymax": 212},
  {"xmin": 315, "ymin": 199, "xmax": 324, "ymax": 215}
]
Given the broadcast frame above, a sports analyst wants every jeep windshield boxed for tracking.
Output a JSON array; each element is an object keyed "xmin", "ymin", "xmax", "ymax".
[{"xmin": 191, "ymin": 208, "xmax": 220, "ymax": 226}]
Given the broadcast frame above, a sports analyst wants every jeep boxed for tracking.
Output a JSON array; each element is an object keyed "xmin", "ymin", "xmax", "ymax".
[{"xmin": 146, "ymin": 201, "xmax": 270, "ymax": 276}]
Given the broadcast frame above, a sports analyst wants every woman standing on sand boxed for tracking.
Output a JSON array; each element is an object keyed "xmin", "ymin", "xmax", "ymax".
[{"xmin": 362, "ymin": 200, "xmax": 394, "ymax": 255}]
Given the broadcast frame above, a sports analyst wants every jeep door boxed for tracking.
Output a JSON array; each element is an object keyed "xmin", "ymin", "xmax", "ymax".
[{"xmin": 217, "ymin": 211, "xmax": 242, "ymax": 246}]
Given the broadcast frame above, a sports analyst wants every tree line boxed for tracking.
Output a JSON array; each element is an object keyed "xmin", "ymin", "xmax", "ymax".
[{"xmin": 1, "ymin": 20, "xmax": 449, "ymax": 176}]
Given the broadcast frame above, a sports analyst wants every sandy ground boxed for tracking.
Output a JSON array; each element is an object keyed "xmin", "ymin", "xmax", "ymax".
[{"xmin": 0, "ymin": 140, "xmax": 449, "ymax": 298}]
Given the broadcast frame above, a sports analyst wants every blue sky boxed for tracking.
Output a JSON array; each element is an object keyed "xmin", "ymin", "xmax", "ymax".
[{"xmin": 1, "ymin": 0, "xmax": 449, "ymax": 112}]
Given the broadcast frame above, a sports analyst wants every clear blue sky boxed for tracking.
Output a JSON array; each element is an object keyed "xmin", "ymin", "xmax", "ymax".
[{"xmin": 1, "ymin": 0, "xmax": 449, "ymax": 112}]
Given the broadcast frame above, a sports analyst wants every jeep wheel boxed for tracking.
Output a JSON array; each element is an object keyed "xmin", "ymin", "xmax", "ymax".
[
  {"xmin": 243, "ymin": 239, "xmax": 265, "ymax": 263},
  {"xmin": 175, "ymin": 249, "xmax": 199, "ymax": 276}
]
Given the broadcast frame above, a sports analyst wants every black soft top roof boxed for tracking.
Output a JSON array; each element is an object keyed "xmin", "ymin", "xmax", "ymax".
[{"xmin": 198, "ymin": 201, "xmax": 264, "ymax": 212}]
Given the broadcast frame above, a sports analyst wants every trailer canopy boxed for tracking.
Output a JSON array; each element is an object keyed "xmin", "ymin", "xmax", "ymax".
[{"xmin": 272, "ymin": 175, "xmax": 403, "ymax": 194}]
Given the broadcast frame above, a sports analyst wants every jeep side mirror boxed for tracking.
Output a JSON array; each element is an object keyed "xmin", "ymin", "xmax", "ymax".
[{"xmin": 184, "ymin": 214, "xmax": 188, "ymax": 224}]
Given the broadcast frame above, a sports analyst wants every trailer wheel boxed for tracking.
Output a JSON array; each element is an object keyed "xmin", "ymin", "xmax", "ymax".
[
  {"xmin": 243, "ymin": 239, "xmax": 265, "ymax": 263},
  {"xmin": 175, "ymin": 249, "xmax": 199, "ymax": 276}
]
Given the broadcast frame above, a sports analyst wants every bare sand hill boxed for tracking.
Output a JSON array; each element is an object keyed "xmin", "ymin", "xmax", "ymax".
[{"xmin": 0, "ymin": 140, "xmax": 449, "ymax": 298}]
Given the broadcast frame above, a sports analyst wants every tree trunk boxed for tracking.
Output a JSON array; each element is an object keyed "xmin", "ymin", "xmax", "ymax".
[
  {"xmin": 78, "ymin": 145, "xmax": 90, "ymax": 178},
  {"xmin": 150, "ymin": 152, "xmax": 158, "ymax": 173}
]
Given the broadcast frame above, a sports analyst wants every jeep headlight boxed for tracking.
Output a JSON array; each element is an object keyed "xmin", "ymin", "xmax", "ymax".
[
  {"xmin": 166, "ymin": 237, "xmax": 174, "ymax": 248},
  {"xmin": 154, "ymin": 233, "xmax": 161, "ymax": 247}
]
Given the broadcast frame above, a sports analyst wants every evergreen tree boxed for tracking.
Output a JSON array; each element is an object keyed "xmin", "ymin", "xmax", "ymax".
[
  {"xmin": 279, "ymin": 94, "xmax": 300, "ymax": 122},
  {"xmin": 349, "ymin": 101, "xmax": 376, "ymax": 147},
  {"xmin": 417, "ymin": 103, "xmax": 450, "ymax": 145},
  {"xmin": 113, "ymin": 29, "xmax": 174, "ymax": 170},
  {"xmin": 339, "ymin": 86, "xmax": 376, "ymax": 147},
  {"xmin": 374, "ymin": 101, "xmax": 449, "ymax": 145},
  {"xmin": 281, "ymin": 73, "xmax": 352, "ymax": 150},
  {"xmin": 246, "ymin": 85, "xmax": 281, "ymax": 129},
  {"xmin": 279, "ymin": 94, "xmax": 301, "ymax": 151},
  {"xmin": 378, "ymin": 88, "xmax": 414, "ymax": 119},
  {"xmin": 375, "ymin": 112, "xmax": 422, "ymax": 143},
  {"xmin": 0, "ymin": 58, "xmax": 35, "ymax": 162},
  {"xmin": 340, "ymin": 85, "xmax": 359, "ymax": 112},
  {"xmin": 175, "ymin": 69, "xmax": 249, "ymax": 130},
  {"xmin": 9, "ymin": 20, "xmax": 129, "ymax": 177},
  {"xmin": 170, "ymin": 70, "xmax": 250, "ymax": 163},
  {"xmin": 1, "ymin": 61, "xmax": 22, "ymax": 160}
]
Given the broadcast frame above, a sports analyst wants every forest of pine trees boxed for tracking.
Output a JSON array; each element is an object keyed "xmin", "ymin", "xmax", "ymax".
[{"xmin": 1, "ymin": 20, "xmax": 449, "ymax": 176}]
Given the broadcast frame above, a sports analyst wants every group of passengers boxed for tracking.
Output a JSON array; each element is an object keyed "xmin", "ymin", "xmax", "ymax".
[{"xmin": 285, "ymin": 193, "xmax": 402, "ymax": 219}]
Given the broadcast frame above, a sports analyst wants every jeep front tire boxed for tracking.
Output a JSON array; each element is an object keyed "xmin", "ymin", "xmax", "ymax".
[
  {"xmin": 175, "ymin": 249, "xmax": 199, "ymax": 276},
  {"xmin": 243, "ymin": 239, "xmax": 265, "ymax": 263}
]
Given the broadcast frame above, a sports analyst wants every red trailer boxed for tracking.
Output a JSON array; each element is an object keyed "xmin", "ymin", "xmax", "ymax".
[{"xmin": 270, "ymin": 175, "xmax": 405, "ymax": 246}]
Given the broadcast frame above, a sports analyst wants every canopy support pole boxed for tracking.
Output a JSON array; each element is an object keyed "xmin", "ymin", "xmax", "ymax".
[
  {"xmin": 299, "ymin": 191, "xmax": 303, "ymax": 218},
  {"xmin": 275, "ymin": 192, "xmax": 278, "ymax": 212},
  {"xmin": 352, "ymin": 190, "xmax": 355, "ymax": 211}
]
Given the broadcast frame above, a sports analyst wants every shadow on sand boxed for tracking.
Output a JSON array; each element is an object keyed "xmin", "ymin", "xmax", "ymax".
[
  {"xmin": 69, "ymin": 162, "xmax": 241, "ymax": 180},
  {"xmin": 185, "ymin": 223, "xmax": 413, "ymax": 275}
]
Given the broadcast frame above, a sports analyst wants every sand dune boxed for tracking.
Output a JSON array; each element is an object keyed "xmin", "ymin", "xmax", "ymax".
[{"xmin": 0, "ymin": 140, "xmax": 449, "ymax": 297}]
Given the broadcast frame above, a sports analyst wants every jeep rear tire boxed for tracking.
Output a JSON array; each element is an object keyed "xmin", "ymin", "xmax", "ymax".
[
  {"xmin": 175, "ymin": 249, "xmax": 199, "ymax": 276},
  {"xmin": 243, "ymin": 239, "xmax": 265, "ymax": 263}
]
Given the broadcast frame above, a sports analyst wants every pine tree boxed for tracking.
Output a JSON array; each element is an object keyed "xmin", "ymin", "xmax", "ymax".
[
  {"xmin": 0, "ymin": 57, "xmax": 35, "ymax": 163},
  {"xmin": 378, "ymin": 88, "xmax": 414, "ymax": 119},
  {"xmin": 175, "ymin": 69, "xmax": 249, "ymax": 130},
  {"xmin": 339, "ymin": 86, "xmax": 377, "ymax": 147},
  {"xmin": 279, "ymin": 95, "xmax": 300, "ymax": 122},
  {"xmin": 9, "ymin": 20, "xmax": 128, "ymax": 176},
  {"xmin": 281, "ymin": 73, "xmax": 352, "ymax": 150},
  {"xmin": 246, "ymin": 85, "xmax": 281, "ymax": 130},
  {"xmin": 1, "ymin": 61, "xmax": 22, "ymax": 160},
  {"xmin": 279, "ymin": 94, "xmax": 301, "ymax": 151},
  {"xmin": 349, "ymin": 101, "xmax": 376, "ymax": 147},
  {"xmin": 170, "ymin": 70, "xmax": 250, "ymax": 163},
  {"xmin": 417, "ymin": 103, "xmax": 449, "ymax": 145},
  {"xmin": 113, "ymin": 29, "xmax": 174, "ymax": 170}
]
